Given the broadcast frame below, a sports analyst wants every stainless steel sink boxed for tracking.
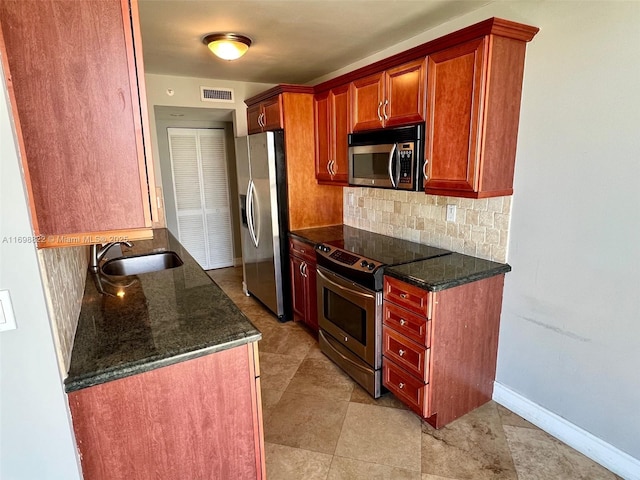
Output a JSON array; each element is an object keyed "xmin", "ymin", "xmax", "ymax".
[{"xmin": 101, "ymin": 251, "xmax": 183, "ymax": 276}]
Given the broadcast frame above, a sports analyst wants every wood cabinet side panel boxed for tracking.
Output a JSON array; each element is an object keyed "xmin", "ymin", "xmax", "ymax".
[
  {"xmin": 128, "ymin": 0, "xmax": 158, "ymax": 227},
  {"xmin": 68, "ymin": 345, "xmax": 260, "ymax": 480},
  {"xmin": 0, "ymin": 0, "xmax": 146, "ymax": 235},
  {"xmin": 479, "ymin": 36, "xmax": 527, "ymax": 194},
  {"xmin": 429, "ymin": 274, "xmax": 505, "ymax": 427},
  {"xmin": 283, "ymin": 93, "xmax": 342, "ymax": 229}
]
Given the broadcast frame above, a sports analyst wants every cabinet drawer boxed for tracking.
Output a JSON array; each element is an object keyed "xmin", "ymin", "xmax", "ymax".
[
  {"xmin": 289, "ymin": 238, "xmax": 316, "ymax": 263},
  {"xmin": 384, "ymin": 276, "xmax": 430, "ymax": 317},
  {"xmin": 383, "ymin": 302, "xmax": 430, "ymax": 346},
  {"xmin": 383, "ymin": 358, "xmax": 429, "ymax": 418},
  {"xmin": 383, "ymin": 327, "xmax": 429, "ymax": 382}
]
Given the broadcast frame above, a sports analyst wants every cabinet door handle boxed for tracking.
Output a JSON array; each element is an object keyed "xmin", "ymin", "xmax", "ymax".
[
  {"xmin": 300, "ymin": 261, "xmax": 308, "ymax": 278},
  {"xmin": 332, "ymin": 160, "xmax": 338, "ymax": 175},
  {"xmin": 398, "ymin": 382, "xmax": 405, "ymax": 389},
  {"xmin": 398, "ymin": 349, "xmax": 405, "ymax": 357},
  {"xmin": 382, "ymin": 99, "xmax": 389, "ymax": 120},
  {"xmin": 399, "ymin": 319, "xmax": 406, "ymax": 326},
  {"xmin": 377, "ymin": 101, "xmax": 383, "ymax": 122},
  {"xmin": 259, "ymin": 112, "xmax": 265, "ymax": 128},
  {"xmin": 327, "ymin": 160, "xmax": 332, "ymax": 175},
  {"xmin": 423, "ymin": 159, "xmax": 429, "ymax": 182}
]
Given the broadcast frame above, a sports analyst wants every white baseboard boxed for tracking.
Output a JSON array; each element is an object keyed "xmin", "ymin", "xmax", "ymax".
[{"xmin": 493, "ymin": 382, "xmax": 640, "ymax": 480}]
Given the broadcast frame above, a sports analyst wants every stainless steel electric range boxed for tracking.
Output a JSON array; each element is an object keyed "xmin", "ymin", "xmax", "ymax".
[{"xmin": 314, "ymin": 226, "xmax": 451, "ymax": 398}]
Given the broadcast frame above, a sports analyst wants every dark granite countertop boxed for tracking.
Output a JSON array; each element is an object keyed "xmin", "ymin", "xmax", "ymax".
[
  {"xmin": 384, "ymin": 253, "xmax": 511, "ymax": 292},
  {"xmin": 289, "ymin": 224, "xmax": 345, "ymax": 245},
  {"xmin": 64, "ymin": 229, "xmax": 261, "ymax": 393}
]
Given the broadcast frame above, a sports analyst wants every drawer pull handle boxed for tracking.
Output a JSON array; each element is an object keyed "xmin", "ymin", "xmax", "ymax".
[
  {"xmin": 344, "ymin": 336, "xmax": 348, "ymax": 342},
  {"xmin": 398, "ymin": 349, "xmax": 405, "ymax": 357},
  {"xmin": 399, "ymin": 319, "xmax": 406, "ymax": 326},
  {"xmin": 399, "ymin": 293, "xmax": 408, "ymax": 299},
  {"xmin": 398, "ymin": 382, "xmax": 405, "ymax": 389}
]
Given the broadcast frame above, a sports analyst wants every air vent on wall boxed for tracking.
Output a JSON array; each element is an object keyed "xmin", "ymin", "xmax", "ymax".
[{"xmin": 200, "ymin": 86, "xmax": 234, "ymax": 103}]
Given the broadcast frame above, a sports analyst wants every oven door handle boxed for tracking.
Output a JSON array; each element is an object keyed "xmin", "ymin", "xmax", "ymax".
[
  {"xmin": 317, "ymin": 269, "xmax": 374, "ymax": 300},
  {"xmin": 387, "ymin": 143, "xmax": 398, "ymax": 188}
]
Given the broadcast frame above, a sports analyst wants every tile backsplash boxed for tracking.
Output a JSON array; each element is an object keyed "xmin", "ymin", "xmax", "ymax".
[
  {"xmin": 38, "ymin": 246, "xmax": 89, "ymax": 375},
  {"xmin": 343, "ymin": 187, "xmax": 511, "ymax": 263}
]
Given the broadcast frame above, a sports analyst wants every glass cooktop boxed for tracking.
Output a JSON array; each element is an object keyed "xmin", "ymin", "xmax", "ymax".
[{"xmin": 325, "ymin": 225, "xmax": 451, "ymax": 267}]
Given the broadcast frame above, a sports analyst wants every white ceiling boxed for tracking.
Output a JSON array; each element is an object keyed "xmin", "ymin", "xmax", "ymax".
[{"xmin": 138, "ymin": 0, "xmax": 492, "ymax": 85}]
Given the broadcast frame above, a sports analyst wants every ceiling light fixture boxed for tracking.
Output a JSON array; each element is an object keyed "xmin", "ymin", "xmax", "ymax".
[{"xmin": 202, "ymin": 33, "xmax": 252, "ymax": 61}]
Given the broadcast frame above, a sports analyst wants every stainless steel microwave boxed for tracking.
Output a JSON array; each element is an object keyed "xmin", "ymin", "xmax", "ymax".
[{"xmin": 348, "ymin": 124, "xmax": 425, "ymax": 191}]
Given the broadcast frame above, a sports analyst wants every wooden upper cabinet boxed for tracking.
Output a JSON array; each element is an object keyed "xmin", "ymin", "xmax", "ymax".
[
  {"xmin": 351, "ymin": 72, "xmax": 385, "ymax": 131},
  {"xmin": 314, "ymin": 83, "xmax": 350, "ymax": 185},
  {"xmin": 425, "ymin": 39, "xmax": 484, "ymax": 195},
  {"xmin": 262, "ymin": 96, "xmax": 284, "ymax": 131},
  {"xmin": 247, "ymin": 104, "xmax": 263, "ymax": 134},
  {"xmin": 246, "ymin": 96, "xmax": 283, "ymax": 134},
  {"xmin": 315, "ymin": 18, "xmax": 538, "ymax": 198},
  {"xmin": 425, "ymin": 33, "xmax": 532, "ymax": 198},
  {"xmin": 384, "ymin": 59, "xmax": 427, "ymax": 128},
  {"xmin": 0, "ymin": 0, "xmax": 157, "ymax": 246},
  {"xmin": 351, "ymin": 59, "xmax": 426, "ymax": 132}
]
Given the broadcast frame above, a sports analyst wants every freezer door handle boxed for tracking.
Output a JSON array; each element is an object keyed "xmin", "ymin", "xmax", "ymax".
[{"xmin": 246, "ymin": 180, "xmax": 259, "ymax": 247}]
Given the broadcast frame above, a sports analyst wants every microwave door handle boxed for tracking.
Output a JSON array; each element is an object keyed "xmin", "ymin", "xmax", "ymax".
[
  {"xmin": 388, "ymin": 143, "xmax": 398, "ymax": 188},
  {"xmin": 395, "ymin": 148, "xmax": 401, "ymax": 187}
]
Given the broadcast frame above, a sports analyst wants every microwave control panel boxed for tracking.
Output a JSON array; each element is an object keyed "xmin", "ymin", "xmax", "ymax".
[{"xmin": 398, "ymin": 143, "xmax": 414, "ymax": 184}]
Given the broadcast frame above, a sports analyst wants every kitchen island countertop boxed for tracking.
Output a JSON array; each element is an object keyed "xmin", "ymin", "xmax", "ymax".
[{"xmin": 64, "ymin": 229, "xmax": 260, "ymax": 393}]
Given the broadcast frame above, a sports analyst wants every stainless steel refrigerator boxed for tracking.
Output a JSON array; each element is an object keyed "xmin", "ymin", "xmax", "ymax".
[{"xmin": 235, "ymin": 131, "xmax": 290, "ymax": 320}]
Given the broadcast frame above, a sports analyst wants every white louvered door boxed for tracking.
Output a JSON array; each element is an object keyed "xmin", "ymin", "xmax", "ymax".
[{"xmin": 168, "ymin": 128, "xmax": 234, "ymax": 270}]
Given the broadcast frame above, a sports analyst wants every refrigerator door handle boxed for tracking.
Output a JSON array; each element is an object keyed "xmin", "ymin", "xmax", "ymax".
[{"xmin": 247, "ymin": 180, "xmax": 259, "ymax": 247}]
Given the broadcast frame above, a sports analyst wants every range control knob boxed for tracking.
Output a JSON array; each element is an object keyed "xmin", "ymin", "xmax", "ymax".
[
  {"xmin": 360, "ymin": 260, "xmax": 368, "ymax": 268},
  {"xmin": 367, "ymin": 263, "xmax": 375, "ymax": 271},
  {"xmin": 323, "ymin": 245, "xmax": 331, "ymax": 252}
]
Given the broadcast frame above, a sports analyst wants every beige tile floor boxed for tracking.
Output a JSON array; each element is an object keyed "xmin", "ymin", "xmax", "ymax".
[{"xmin": 209, "ymin": 267, "xmax": 620, "ymax": 480}]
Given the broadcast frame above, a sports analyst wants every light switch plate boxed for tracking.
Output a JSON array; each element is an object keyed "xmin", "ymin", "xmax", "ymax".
[{"xmin": 0, "ymin": 290, "xmax": 17, "ymax": 331}]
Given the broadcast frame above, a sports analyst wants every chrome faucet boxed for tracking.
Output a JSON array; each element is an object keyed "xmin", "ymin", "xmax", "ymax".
[{"xmin": 89, "ymin": 242, "xmax": 133, "ymax": 272}]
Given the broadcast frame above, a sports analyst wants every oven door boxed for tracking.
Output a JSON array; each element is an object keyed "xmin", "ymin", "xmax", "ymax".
[{"xmin": 316, "ymin": 266, "xmax": 382, "ymax": 369}]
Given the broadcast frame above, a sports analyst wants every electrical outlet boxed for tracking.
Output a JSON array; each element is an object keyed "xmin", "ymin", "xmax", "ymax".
[
  {"xmin": 0, "ymin": 290, "xmax": 17, "ymax": 332},
  {"xmin": 446, "ymin": 204, "xmax": 457, "ymax": 222}
]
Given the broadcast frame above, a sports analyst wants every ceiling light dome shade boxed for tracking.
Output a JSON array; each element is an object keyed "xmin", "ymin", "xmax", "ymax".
[{"xmin": 203, "ymin": 33, "xmax": 252, "ymax": 61}]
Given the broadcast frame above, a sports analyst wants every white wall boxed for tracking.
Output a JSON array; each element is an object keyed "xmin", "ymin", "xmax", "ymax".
[
  {"xmin": 0, "ymin": 73, "xmax": 81, "ymax": 478},
  {"xmin": 144, "ymin": 73, "xmax": 274, "ymax": 207},
  {"xmin": 322, "ymin": 0, "xmax": 640, "ymax": 464}
]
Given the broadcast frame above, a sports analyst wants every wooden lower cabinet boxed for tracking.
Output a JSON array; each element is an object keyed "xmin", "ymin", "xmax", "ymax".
[
  {"xmin": 382, "ymin": 274, "xmax": 505, "ymax": 428},
  {"xmin": 289, "ymin": 238, "xmax": 318, "ymax": 333},
  {"xmin": 68, "ymin": 342, "xmax": 265, "ymax": 480}
]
